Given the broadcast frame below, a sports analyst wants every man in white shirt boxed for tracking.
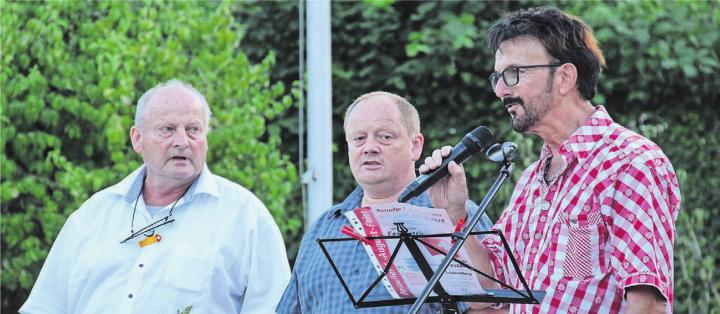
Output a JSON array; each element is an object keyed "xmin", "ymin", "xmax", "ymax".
[{"xmin": 20, "ymin": 80, "xmax": 290, "ymax": 313}]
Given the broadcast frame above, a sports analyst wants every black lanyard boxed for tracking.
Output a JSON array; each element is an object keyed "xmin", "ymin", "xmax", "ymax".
[{"xmin": 120, "ymin": 176, "xmax": 191, "ymax": 244}]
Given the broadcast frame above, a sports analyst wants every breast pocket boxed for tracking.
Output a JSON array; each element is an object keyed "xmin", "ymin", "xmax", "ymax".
[
  {"xmin": 164, "ymin": 255, "xmax": 211, "ymax": 292},
  {"xmin": 560, "ymin": 198, "xmax": 608, "ymax": 279}
]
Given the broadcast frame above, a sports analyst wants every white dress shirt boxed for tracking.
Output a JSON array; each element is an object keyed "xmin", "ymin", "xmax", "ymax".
[{"xmin": 20, "ymin": 165, "xmax": 291, "ymax": 314}]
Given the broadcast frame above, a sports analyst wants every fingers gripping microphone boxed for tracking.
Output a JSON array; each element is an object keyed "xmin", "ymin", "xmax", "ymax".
[{"xmin": 398, "ymin": 126, "xmax": 494, "ymax": 203}]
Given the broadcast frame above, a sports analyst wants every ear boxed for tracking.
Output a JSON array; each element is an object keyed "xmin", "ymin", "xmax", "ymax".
[
  {"xmin": 410, "ymin": 133, "xmax": 425, "ymax": 161},
  {"xmin": 556, "ymin": 63, "xmax": 578, "ymax": 96},
  {"xmin": 130, "ymin": 126, "xmax": 143, "ymax": 153}
]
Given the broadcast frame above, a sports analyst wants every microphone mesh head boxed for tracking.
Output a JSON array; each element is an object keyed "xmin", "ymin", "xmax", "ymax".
[{"xmin": 461, "ymin": 126, "xmax": 494, "ymax": 154}]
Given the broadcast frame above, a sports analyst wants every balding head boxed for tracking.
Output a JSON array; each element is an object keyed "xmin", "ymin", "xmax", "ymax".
[
  {"xmin": 135, "ymin": 80, "xmax": 212, "ymax": 129},
  {"xmin": 344, "ymin": 91, "xmax": 420, "ymax": 138}
]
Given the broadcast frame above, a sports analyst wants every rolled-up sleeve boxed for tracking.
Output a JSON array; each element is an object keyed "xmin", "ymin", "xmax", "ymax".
[{"xmin": 607, "ymin": 157, "xmax": 680, "ymax": 303}]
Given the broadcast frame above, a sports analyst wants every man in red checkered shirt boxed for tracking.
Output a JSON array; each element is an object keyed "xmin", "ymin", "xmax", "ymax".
[{"xmin": 420, "ymin": 7, "xmax": 680, "ymax": 313}]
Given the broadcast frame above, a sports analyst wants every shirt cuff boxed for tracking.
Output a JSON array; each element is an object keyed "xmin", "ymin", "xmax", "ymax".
[
  {"xmin": 485, "ymin": 247, "xmax": 506, "ymax": 284},
  {"xmin": 621, "ymin": 272, "xmax": 670, "ymax": 302}
]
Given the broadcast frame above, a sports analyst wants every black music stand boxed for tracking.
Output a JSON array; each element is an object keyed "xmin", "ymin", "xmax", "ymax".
[
  {"xmin": 317, "ymin": 142, "xmax": 545, "ymax": 313},
  {"xmin": 317, "ymin": 223, "xmax": 545, "ymax": 313}
]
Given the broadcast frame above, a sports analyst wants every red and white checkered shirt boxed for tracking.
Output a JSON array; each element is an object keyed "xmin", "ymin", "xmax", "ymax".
[{"xmin": 482, "ymin": 106, "xmax": 681, "ymax": 313}]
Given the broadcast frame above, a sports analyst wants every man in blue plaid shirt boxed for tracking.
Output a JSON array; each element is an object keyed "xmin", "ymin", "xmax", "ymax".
[{"xmin": 277, "ymin": 91, "xmax": 493, "ymax": 313}]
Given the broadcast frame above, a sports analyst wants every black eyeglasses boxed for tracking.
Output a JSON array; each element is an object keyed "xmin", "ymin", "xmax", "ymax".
[{"xmin": 489, "ymin": 63, "xmax": 562, "ymax": 89}]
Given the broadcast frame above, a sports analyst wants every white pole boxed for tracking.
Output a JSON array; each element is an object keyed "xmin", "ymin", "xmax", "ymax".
[{"xmin": 304, "ymin": 0, "xmax": 333, "ymax": 227}]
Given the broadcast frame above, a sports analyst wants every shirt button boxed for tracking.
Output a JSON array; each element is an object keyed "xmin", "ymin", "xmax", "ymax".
[
  {"xmin": 534, "ymin": 233, "xmax": 542, "ymax": 240},
  {"xmin": 540, "ymin": 201, "xmax": 550, "ymax": 211},
  {"xmin": 525, "ymin": 264, "xmax": 532, "ymax": 271},
  {"xmin": 128, "ymin": 294, "xmax": 133, "ymax": 299},
  {"xmin": 139, "ymin": 264, "xmax": 144, "ymax": 268}
]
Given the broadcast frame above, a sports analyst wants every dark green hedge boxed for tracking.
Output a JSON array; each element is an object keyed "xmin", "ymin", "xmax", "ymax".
[
  {"xmin": 2, "ymin": 0, "xmax": 718, "ymax": 313},
  {"xmin": 237, "ymin": 1, "xmax": 720, "ymax": 312}
]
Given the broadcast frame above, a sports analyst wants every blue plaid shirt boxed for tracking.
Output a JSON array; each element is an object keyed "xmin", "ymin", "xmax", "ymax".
[{"xmin": 277, "ymin": 186, "xmax": 493, "ymax": 313}]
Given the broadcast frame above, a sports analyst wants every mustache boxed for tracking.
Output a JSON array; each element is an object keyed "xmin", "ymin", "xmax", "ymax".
[{"xmin": 503, "ymin": 97, "xmax": 524, "ymax": 106}]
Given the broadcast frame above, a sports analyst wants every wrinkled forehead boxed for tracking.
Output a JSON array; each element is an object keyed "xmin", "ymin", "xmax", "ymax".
[
  {"xmin": 142, "ymin": 87, "xmax": 206, "ymax": 123},
  {"xmin": 146, "ymin": 86, "xmax": 202, "ymax": 109},
  {"xmin": 494, "ymin": 36, "xmax": 551, "ymax": 70}
]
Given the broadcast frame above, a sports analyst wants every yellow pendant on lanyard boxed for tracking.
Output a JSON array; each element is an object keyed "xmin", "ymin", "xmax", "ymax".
[{"xmin": 139, "ymin": 234, "xmax": 162, "ymax": 248}]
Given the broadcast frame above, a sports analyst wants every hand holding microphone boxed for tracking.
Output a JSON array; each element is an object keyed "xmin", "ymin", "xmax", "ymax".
[
  {"xmin": 398, "ymin": 126, "xmax": 494, "ymax": 220},
  {"xmin": 419, "ymin": 146, "xmax": 471, "ymax": 221}
]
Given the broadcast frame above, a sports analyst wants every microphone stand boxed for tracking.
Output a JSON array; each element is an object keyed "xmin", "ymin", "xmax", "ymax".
[{"xmin": 408, "ymin": 144, "xmax": 516, "ymax": 314}]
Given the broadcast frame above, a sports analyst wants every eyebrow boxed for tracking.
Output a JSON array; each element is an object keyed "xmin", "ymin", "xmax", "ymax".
[{"xmin": 494, "ymin": 63, "xmax": 522, "ymax": 71}]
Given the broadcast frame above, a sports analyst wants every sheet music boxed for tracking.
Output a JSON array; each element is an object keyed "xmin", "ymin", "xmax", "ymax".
[{"xmin": 344, "ymin": 203, "xmax": 486, "ymax": 299}]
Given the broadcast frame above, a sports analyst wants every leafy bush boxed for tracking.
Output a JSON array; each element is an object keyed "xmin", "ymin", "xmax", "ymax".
[
  {"xmin": 1, "ymin": 1, "xmax": 299, "ymax": 312},
  {"xmin": 237, "ymin": 0, "xmax": 719, "ymax": 311},
  {"xmin": 3, "ymin": 0, "xmax": 718, "ymax": 312}
]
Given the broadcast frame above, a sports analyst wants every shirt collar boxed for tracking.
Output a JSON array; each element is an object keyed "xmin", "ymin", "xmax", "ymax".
[
  {"xmin": 107, "ymin": 164, "xmax": 219, "ymax": 204},
  {"xmin": 540, "ymin": 105, "xmax": 615, "ymax": 164},
  {"xmin": 332, "ymin": 185, "xmax": 432, "ymax": 216}
]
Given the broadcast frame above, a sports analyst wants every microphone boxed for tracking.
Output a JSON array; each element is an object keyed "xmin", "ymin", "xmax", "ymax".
[{"xmin": 398, "ymin": 126, "xmax": 494, "ymax": 203}]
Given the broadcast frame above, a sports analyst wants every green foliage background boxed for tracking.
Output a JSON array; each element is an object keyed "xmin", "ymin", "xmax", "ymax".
[
  {"xmin": 1, "ymin": 1, "xmax": 299, "ymax": 311},
  {"xmin": 237, "ymin": 0, "xmax": 720, "ymax": 312},
  {"xmin": 2, "ymin": 0, "xmax": 719, "ymax": 313}
]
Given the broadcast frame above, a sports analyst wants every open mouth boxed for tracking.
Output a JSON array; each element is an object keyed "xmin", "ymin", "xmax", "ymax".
[
  {"xmin": 503, "ymin": 97, "xmax": 523, "ymax": 112},
  {"xmin": 170, "ymin": 156, "xmax": 189, "ymax": 161},
  {"xmin": 362, "ymin": 161, "xmax": 381, "ymax": 166},
  {"xmin": 505, "ymin": 102, "xmax": 521, "ymax": 111}
]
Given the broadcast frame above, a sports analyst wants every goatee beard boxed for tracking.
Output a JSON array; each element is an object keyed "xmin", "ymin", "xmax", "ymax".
[{"xmin": 504, "ymin": 97, "xmax": 535, "ymax": 132}]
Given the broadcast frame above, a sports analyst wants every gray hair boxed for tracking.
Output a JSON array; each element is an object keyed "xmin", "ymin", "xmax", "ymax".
[{"xmin": 134, "ymin": 79, "xmax": 212, "ymax": 129}]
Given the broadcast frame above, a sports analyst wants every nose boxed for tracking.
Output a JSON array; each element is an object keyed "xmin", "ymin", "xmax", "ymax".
[
  {"xmin": 362, "ymin": 137, "xmax": 380, "ymax": 155},
  {"xmin": 493, "ymin": 78, "xmax": 512, "ymax": 99},
  {"xmin": 172, "ymin": 128, "xmax": 190, "ymax": 149}
]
